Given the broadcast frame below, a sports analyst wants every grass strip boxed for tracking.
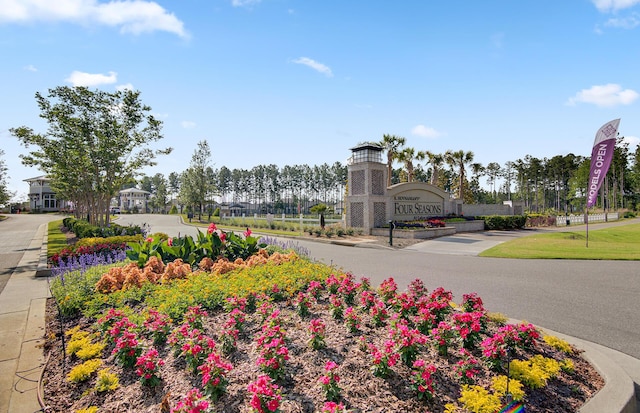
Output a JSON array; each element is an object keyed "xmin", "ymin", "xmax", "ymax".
[{"xmin": 479, "ymin": 223, "xmax": 640, "ymax": 260}]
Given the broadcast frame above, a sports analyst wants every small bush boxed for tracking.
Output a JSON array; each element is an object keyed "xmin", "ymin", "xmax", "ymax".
[
  {"xmin": 67, "ymin": 359, "xmax": 102, "ymax": 383},
  {"xmin": 95, "ymin": 369, "xmax": 120, "ymax": 392}
]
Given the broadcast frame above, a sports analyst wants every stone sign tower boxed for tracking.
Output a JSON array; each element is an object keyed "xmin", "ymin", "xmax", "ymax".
[{"xmin": 346, "ymin": 143, "xmax": 388, "ymax": 233}]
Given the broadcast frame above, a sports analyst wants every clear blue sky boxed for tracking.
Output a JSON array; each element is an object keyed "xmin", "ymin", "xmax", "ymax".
[{"xmin": 1, "ymin": 0, "xmax": 639, "ymax": 200}]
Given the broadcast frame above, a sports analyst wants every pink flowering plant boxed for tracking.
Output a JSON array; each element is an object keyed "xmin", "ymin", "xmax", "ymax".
[
  {"xmin": 135, "ymin": 347, "xmax": 164, "ymax": 386},
  {"xmin": 368, "ymin": 340, "xmax": 400, "ymax": 378},
  {"xmin": 171, "ymin": 387, "xmax": 209, "ymax": 413},
  {"xmin": 390, "ymin": 319, "xmax": 427, "ymax": 367},
  {"xmin": 452, "ymin": 311, "xmax": 484, "ymax": 350},
  {"xmin": 377, "ymin": 277, "xmax": 398, "ymax": 304},
  {"xmin": 96, "ymin": 308, "xmax": 127, "ymax": 335},
  {"xmin": 308, "ymin": 318, "xmax": 327, "ymax": 350},
  {"xmin": 255, "ymin": 324, "xmax": 289, "ymax": 381},
  {"xmin": 431, "ymin": 321, "xmax": 454, "ymax": 357},
  {"xmin": 413, "ymin": 305, "xmax": 436, "ymax": 335},
  {"xmin": 325, "ymin": 274, "xmax": 341, "ymax": 295},
  {"xmin": 410, "ymin": 359, "xmax": 437, "ymax": 401},
  {"xmin": 198, "ymin": 351, "xmax": 233, "ymax": 401},
  {"xmin": 329, "ymin": 294, "xmax": 344, "ymax": 320},
  {"xmin": 427, "ymin": 287, "xmax": 453, "ymax": 323},
  {"xmin": 370, "ymin": 299, "xmax": 389, "ymax": 327},
  {"xmin": 344, "ymin": 306, "xmax": 361, "ymax": 333},
  {"xmin": 320, "ymin": 361, "xmax": 342, "ymax": 402},
  {"xmin": 184, "ymin": 305, "xmax": 209, "ymax": 330},
  {"xmin": 143, "ymin": 308, "xmax": 172, "ymax": 346},
  {"xmin": 306, "ymin": 280, "xmax": 324, "ymax": 300},
  {"xmin": 172, "ymin": 326, "xmax": 216, "ymax": 373},
  {"xmin": 247, "ymin": 374, "xmax": 282, "ymax": 413},
  {"xmin": 359, "ymin": 290, "xmax": 376, "ymax": 312},
  {"xmin": 293, "ymin": 291, "xmax": 313, "ymax": 318},
  {"xmin": 461, "ymin": 292, "xmax": 485, "ymax": 313},
  {"xmin": 321, "ymin": 401, "xmax": 347, "ymax": 413},
  {"xmin": 453, "ymin": 349, "xmax": 481, "ymax": 385},
  {"xmin": 392, "ymin": 291, "xmax": 417, "ymax": 320},
  {"xmin": 337, "ymin": 273, "xmax": 359, "ymax": 305},
  {"xmin": 113, "ymin": 329, "xmax": 143, "ymax": 368}
]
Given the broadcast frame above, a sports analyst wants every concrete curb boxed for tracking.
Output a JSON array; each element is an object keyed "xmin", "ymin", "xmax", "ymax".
[
  {"xmin": 35, "ymin": 229, "xmax": 51, "ymax": 278},
  {"xmin": 540, "ymin": 328, "xmax": 639, "ymax": 413}
]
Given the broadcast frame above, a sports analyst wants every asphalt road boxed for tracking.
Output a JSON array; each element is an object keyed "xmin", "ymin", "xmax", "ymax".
[{"xmin": 2, "ymin": 213, "xmax": 637, "ymax": 362}]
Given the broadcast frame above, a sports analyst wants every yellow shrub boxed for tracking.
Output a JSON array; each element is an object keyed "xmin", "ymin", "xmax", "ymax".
[
  {"xmin": 491, "ymin": 375, "xmax": 525, "ymax": 401},
  {"xmin": 67, "ymin": 359, "xmax": 102, "ymax": 383},
  {"xmin": 75, "ymin": 407, "xmax": 98, "ymax": 413},
  {"xmin": 459, "ymin": 384, "xmax": 502, "ymax": 413},
  {"xmin": 76, "ymin": 341, "xmax": 106, "ymax": 360},
  {"xmin": 95, "ymin": 368, "xmax": 120, "ymax": 392},
  {"xmin": 510, "ymin": 355, "xmax": 561, "ymax": 389},
  {"xmin": 487, "ymin": 312, "xmax": 508, "ymax": 325},
  {"xmin": 561, "ymin": 358, "xmax": 575, "ymax": 373},
  {"xmin": 543, "ymin": 334, "xmax": 573, "ymax": 353},
  {"xmin": 65, "ymin": 328, "xmax": 105, "ymax": 360}
]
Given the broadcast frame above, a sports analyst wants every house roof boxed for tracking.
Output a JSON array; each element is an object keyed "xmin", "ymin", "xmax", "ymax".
[
  {"xmin": 23, "ymin": 175, "xmax": 50, "ymax": 182},
  {"xmin": 119, "ymin": 188, "xmax": 151, "ymax": 195}
]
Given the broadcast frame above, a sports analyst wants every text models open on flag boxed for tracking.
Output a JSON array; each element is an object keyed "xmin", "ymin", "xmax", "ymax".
[{"xmin": 586, "ymin": 119, "xmax": 620, "ymax": 208}]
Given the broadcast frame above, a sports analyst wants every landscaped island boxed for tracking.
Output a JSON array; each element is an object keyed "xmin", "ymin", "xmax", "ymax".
[{"xmin": 43, "ymin": 222, "xmax": 602, "ymax": 413}]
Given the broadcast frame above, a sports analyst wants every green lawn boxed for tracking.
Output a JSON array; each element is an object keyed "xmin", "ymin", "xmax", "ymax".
[
  {"xmin": 47, "ymin": 219, "xmax": 68, "ymax": 257},
  {"xmin": 479, "ymin": 223, "xmax": 640, "ymax": 260}
]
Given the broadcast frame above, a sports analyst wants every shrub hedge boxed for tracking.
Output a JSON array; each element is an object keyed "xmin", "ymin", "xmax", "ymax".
[{"xmin": 63, "ymin": 217, "xmax": 146, "ymax": 239}]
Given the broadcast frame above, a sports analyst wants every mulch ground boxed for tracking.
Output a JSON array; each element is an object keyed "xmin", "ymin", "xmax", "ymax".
[{"xmin": 41, "ymin": 296, "xmax": 604, "ymax": 413}]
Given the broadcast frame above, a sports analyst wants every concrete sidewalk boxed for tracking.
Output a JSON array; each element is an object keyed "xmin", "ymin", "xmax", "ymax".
[
  {"xmin": 0, "ymin": 222, "xmax": 637, "ymax": 412},
  {"xmin": 0, "ymin": 223, "xmax": 49, "ymax": 413}
]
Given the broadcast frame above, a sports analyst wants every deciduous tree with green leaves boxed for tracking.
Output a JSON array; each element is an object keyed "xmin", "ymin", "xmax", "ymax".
[
  {"xmin": 11, "ymin": 86, "xmax": 171, "ymax": 226},
  {"xmin": 180, "ymin": 140, "xmax": 216, "ymax": 220},
  {"xmin": 0, "ymin": 149, "xmax": 13, "ymax": 207}
]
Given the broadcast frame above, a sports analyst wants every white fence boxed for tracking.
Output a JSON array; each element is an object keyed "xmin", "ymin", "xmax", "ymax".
[
  {"xmin": 555, "ymin": 212, "xmax": 619, "ymax": 226},
  {"xmin": 221, "ymin": 213, "xmax": 344, "ymax": 227}
]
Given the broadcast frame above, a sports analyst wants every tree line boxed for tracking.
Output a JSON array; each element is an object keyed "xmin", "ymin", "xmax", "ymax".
[
  {"xmin": 9, "ymin": 86, "xmax": 640, "ymax": 227},
  {"xmin": 379, "ymin": 134, "xmax": 640, "ymax": 213}
]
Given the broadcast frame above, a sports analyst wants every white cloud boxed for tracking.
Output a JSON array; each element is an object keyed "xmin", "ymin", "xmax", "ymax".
[
  {"xmin": 592, "ymin": 0, "xmax": 640, "ymax": 12},
  {"xmin": 0, "ymin": 0, "xmax": 187, "ymax": 38},
  {"xmin": 116, "ymin": 83, "xmax": 134, "ymax": 91},
  {"xmin": 566, "ymin": 84, "xmax": 639, "ymax": 107},
  {"xmin": 622, "ymin": 135, "xmax": 640, "ymax": 148},
  {"xmin": 292, "ymin": 57, "xmax": 333, "ymax": 77},
  {"xmin": 66, "ymin": 70, "xmax": 118, "ymax": 86},
  {"xmin": 231, "ymin": 0, "xmax": 262, "ymax": 7},
  {"xmin": 604, "ymin": 13, "xmax": 640, "ymax": 28},
  {"xmin": 23, "ymin": 64, "xmax": 37, "ymax": 72},
  {"xmin": 411, "ymin": 125, "xmax": 442, "ymax": 139},
  {"xmin": 181, "ymin": 121, "xmax": 196, "ymax": 129}
]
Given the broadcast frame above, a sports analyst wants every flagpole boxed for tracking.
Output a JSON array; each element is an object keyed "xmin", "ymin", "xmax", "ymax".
[{"xmin": 585, "ymin": 206, "xmax": 589, "ymax": 248}]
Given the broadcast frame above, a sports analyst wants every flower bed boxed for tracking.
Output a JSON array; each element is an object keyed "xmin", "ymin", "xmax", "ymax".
[{"xmin": 43, "ymin": 256, "xmax": 603, "ymax": 413}]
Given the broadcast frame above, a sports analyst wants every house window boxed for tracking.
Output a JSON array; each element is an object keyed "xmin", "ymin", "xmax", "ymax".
[{"xmin": 43, "ymin": 194, "xmax": 57, "ymax": 209}]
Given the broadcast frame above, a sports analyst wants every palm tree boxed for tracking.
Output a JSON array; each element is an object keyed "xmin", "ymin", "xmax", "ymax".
[
  {"xmin": 445, "ymin": 149, "xmax": 474, "ymax": 201},
  {"xmin": 397, "ymin": 147, "xmax": 417, "ymax": 182},
  {"xmin": 418, "ymin": 150, "xmax": 446, "ymax": 187},
  {"xmin": 379, "ymin": 134, "xmax": 406, "ymax": 187}
]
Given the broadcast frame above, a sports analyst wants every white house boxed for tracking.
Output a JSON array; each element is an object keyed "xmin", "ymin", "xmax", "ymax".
[
  {"xmin": 117, "ymin": 187, "xmax": 151, "ymax": 212},
  {"xmin": 23, "ymin": 175, "xmax": 70, "ymax": 212}
]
